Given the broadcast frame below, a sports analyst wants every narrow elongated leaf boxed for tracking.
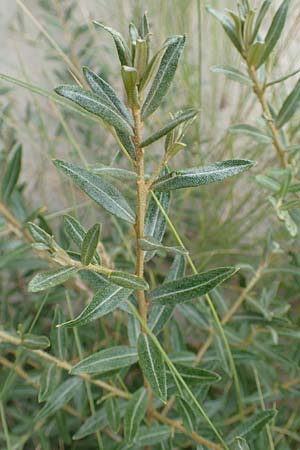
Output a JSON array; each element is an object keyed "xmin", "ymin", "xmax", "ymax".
[
  {"xmin": 53, "ymin": 160, "xmax": 135, "ymax": 223},
  {"xmin": 175, "ymin": 396, "xmax": 196, "ymax": 432},
  {"xmin": 35, "ymin": 378, "xmax": 83, "ymax": 421},
  {"xmin": 137, "ymin": 425, "xmax": 170, "ymax": 446},
  {"xmin": 251, "ymin": 0, "xmax": 271, "ymax": 42},
  {"xmin": 83, "ymin": 67, "xmax": 133, "ymax": 125},
  {"xmin": 207, "ymin": 7, "xmax": 243, "ymax": 54},
  {"xmin": 109, "ymin": 271, "xmax": 149, "ymax": 290},
  {"xmin": 115, "ymin": 129, "xmax": 136, "ymax": 159},
  {"xmin": 28, "ymin": 267, "xmax": 78, "ymax": 292},
  {"xmin": 139, "ymin": 236, "xmax": 186, "ymax": 255},
  {"xmin": 226, "ymin": 409, "xmax": 277, "ymax": 444},
  {"xmin": 257, "ymin": 0, "xmax": 290, "ymax": 67},
  {"xmin": 169, "ymin": 364, "xmax": 221, "ymax": 384},
  {"xmin": 51, "ymin": 305, "xmax": 68, "ymax": 359},
  {"xmin": 71, "ymin": 346, "xmax": 138, "ymax": 375},
  {"xmin": 275, "ymin": 80, "xmax": 300, "ymax": 128},
  {"xmin": 142, "ymin": 36, "xmax": 185, "ymax": 119},
  {"xmin": 55, "ymin": 85, "xmax": 133, "ymax": 135},
  {"xmin": 150, "ymin": 267, "xmax": 237, "ymax": 305},
  {"xmin": 121, "ymin": 66, "xmax": 139, "ymax": 107},
  {"xmin": 229, "ymin": 124, "xmax": 272, "ymax": 143},
  {"xmin": 81, "ymin": 223, "xmax": 100, "ymax": 265},
  {"xmin": 38, "ymin": 364, "xmax": 60, "ymax": 402},
  {"xmin": 93, "ymin": 22, "xmax": 131, "ymax": 66},
  {"xmin": 63, "ymin": 216, "xmax": 100, "ymax": 263},
  {"xmin": 58, "ymin": 285, "xmax": 132, "ymax": 328},
  {"xmin": 140, "ymin": 109, "xmax": 198, "ymax": 147},
  {"xmin": 124, "ymin": 387, "xmax": 149, "ymax": 444},
  {"xmin": 138, "ymin": 333, "xmax": 167, "ymax": 402},
  {"xmin": 27, "ymin": 222, "xmax": 52, "ymax": 246},
  {"xmin": 22, "ymin": 333, "xmax": 50, "ymax": 350},
  {"xmin": 105, "ymin": 397, "xmax": 120, "ymax": 433},
  {"xmin": 73, "ymin": 407, "xmax": 107, "ymax": 440},
  {"xmin": 232, "ymin": 437, "xmax": 250, "ymax": 450},
  {"xmin": 91, "ymin": 166, "xmax": 137, "ymax": 181},
  {"xmin": 211, "ymin": 65, "xmax": 251, "ymax": 86},
  {"xmin": 152, "ymin": 160, "xmax": 254, "ymax": 192},
  {"xmin": 135, "ymin": 38, "xmax": 148, "ymax": 80},
  {"xmin": 1, "ymin": 145, "xmax": 22, "ymax": 201}
]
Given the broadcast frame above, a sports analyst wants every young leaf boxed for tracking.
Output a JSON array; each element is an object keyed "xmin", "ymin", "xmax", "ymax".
[
  {"xmin": 135, "ymin": 38, "xmax": 148, "ymax": 81},
  {"xmin": 81, "ymin": 223, "xmax": 100, "ymax": 265},
  {"xmin": 140, "ymin": 109, "xmax": 198, "ymax": 148},
  {"xmin": 83, "ymin": 66, "xmax": 133, "ymax": 125},
  {"xmin": 257, "ymin": 0, "xmax": 290, "ymax": 68},
  {"xmin": 93, "ymin": 22, "xmax": 131, "ymax": 66},
  {"xmin": 149, "ymin": 266, "xmax": 238, "ymax": 305},
  {"xmin": 138, "ymin": 333, "xmax": 167, "ymax": 402},
  {"xmin": 1, "ymin": 144, "xmax": 22, "ymax": 201},
  {"xmin": 211, "ymin": 65, "xmax": 251, "ymax": 86},
  {"xmin": 121, "ymin": 66, "xmax": 139, "ymax": 107},
  {"xmin": 58, "ymin": 285, "xmax": 132, "ymax": 328},
  {"xmin": 251, "ymin": 0, "xmax": 271, "ymax": 43},
  {"xmin": 22, "ymin": 333, "xmax": 50, "ymax": 350},
  {"xmin": 226, "ymin": 409, "xmax": 277, "ymax": 444},
  {"xmin": 64, "ymin": 215, "xmax": 101, "ymax": 264},
  {"xmin": 229, "ymin": 124, "xmax": 272, "ymax": 143},
  {"xmin": 105, "ymin": 397, "xmax": 120, "ymax": 433},
  {"xmin": 53, "ymin": 160, "xmax": 135, "ymax": 224},
  {"xmin": 35, "ymin": 378, "xmax": 83, "ymax": 422},
  {"xmin": 169, "ymin": 364, "xmax": 221, "ymax": 385},
  {"xmin": 275, "ymin": 80, "xmax": 300, "ymax": 129},
  {"xmin": 152, "ymin": 160, "xmax": 254, "ymax": 192},
  {"xmin": 28, "ymin": 267, "xmax": 78, "ymax": 292},
  {"xmin": 27, "ymin": 222, "xmax": 52, "ymax": 246},
  {"xmin": 109, "ymin": 271, "xmax": 149, "ymax": 290},
  {"xmin": 175, "ymin": 396, "xmax": 196, "ymax": 432},
  {"xmin": 141, "ymin": 36, "xmax": 185, "ymax": 119},
  {"xmin": 206, "ymin": 7, "xmax": 243, "ymax": 54},
  {"xmin": 124, "ymin": 387, "xmax": 149, "ymax": 444},
  {"xmin": 55, "ymin": 85, "xmax": 133, "ymax": 135},
  {"xmin": 71, "ymin": 346, "xmax": 138, "ymax": 375}
]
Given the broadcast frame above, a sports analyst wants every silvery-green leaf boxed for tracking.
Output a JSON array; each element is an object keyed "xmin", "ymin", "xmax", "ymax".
[
  {"xmin": 168, "ymin": 364, "xmax": 221, "ymax": 385},
  {"xmin": 138, "ymin": 333, "xmax": 167, "ymax": 402},
  {"xmin": 175, "ymin": 396, "xmax": 196, "ymax": 432},
  {"xmin": 139, "ymin": 236, "xmax": 186, "ymax": 255},
  {"xmin": 55, "ymin": 85, "xmax": 133, "ymax": 135},
  {"xmin": 124, "ymin": 387, "xmax": 149, "ymax": 444},
  {"xmin": 139, "ymin": 12, "xmax": 150, "ymax": 39},
  {"xmin": 137, "ymin": 425, "xmax": 170, "ymax": 446},
  {"xmin": 93, "ymin": 22, "xmax": 131, "ymax": 66},
  {"xmin": 251, "ymin": 0, "xmax": 271, "ymax": 43},
  {"xmin": 105, "ymin": 397, "xmax": 120, "ymax": 433},
  {"xmin": 73, "ymin": 407, "xmax": 107, "ymax": 440},
  {"xmin": 144, "ymin": 186, "xmax": 171, "ymax": 262},
  {"xmin": 206, "ymin": 7, "xmax": 243, "ymax": 54},
  {"xmin": 211, "ymin": 65, "xmax": 251, "ymax": 86},
  {"xmin": 27, "ymin": 222, "xmax": 52, "ymax": 246},
  {"xmin": 232, "ymin": 437, "xmax": 250, "ymax": 450},
  {"xmin": 28, "ymin": 267, "xmax": 78, "ymax": 292},
  {"xmin": 38, "ymin": 364, "xmax": 60, "ymax": 403},
  {"xmin": 109, "ymin": 271, "xmax": 149, "ymax": 290},
  {"xmin": 51, "ymin": 305, "xmax": 68, "ymax": 359},
  {"xmin": 115, "ymin": 129, "xmax": 136, "ymax": 159},
  {"xmin": 275, "ymin": 79, "xmax": 300, "ymax": 129},
  {"xmin": 226, "ymin": 409, "xmax": 277, "ymax": 445},
  {"xmin": 149, "ymin": 266, "xmax": 238, "ymax": 305},
  {"xmin": 121, "ymin": 66, "xmax": 139, "ymax": 107},
  {"xmin": 58, "ymin": 285, "xmax": 132, "ymax": 328},
  {"xmin": 1, "ymin": 144, "xmax": 22, "ymax": 201},
  {"xmin": 91, "ymin": 166, "xmax": 137, "ymax": 181},
  {"xmin": 257, "ymin": 0, "xmax": 290, "ymax": 68},
  {"xmin": 140, "ymin": 109, "xmax": 198, "ymax": 148},
  {"xmin": 81, "ymin": 223, "xmax": 100, "ymax": 265},
  {"xmin": 139, "ymin": 47, "xmax": 165, "ymax": 93},
  {"xmin": 22, "ymin": 333, "xmax": 50, "ymax": 350},
  {"xmin": 128, "ymin": 314, "xmax": 141, "ymax": 346},
  {"xmin": 71, "ymin": 345, "xmax": 138, "ymax": 375},
  {"xmin": 35, "ymin": 378, "xmax": 83, "ymax": 422},
  {"xmin": 152, "ymin": 160, "xmax": 254, "ymax": 192},
  {"xmin": 229, "ymin": 124, "xmax": 272, "ymax": 143},
  {"xmin": 135, "ymin": 38, "xmax": 148, "ymax": 81},
  {"xmin": 53, "ymin": 160, "xmax": 135, "ymax": 223},
  {"xmin": 141, "ymin": 36, "xmax": 185, "ymax": 119},
  {"xmin": 83, "ymin": 66, "xmax": 133, "ymax": 125}
]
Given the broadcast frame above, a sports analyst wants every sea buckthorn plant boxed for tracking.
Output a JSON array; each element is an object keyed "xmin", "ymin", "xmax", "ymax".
[{"xmin": 1, "ymin": 1, "xmax": 300, "ymax": 450}]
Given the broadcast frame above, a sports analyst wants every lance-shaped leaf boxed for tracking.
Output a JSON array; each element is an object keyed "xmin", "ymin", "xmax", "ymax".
[
  {"xmin": 22, "ymin": 333, "xmax": 50, "ymax": 350},
  {"xmin": 55, "ymin": 85, "xmax": 133, "ymax": 135},
  {"xmin": 206, "ymin": 7, "xmax": 243, "ymax": 54},
  {"xmin": 135, "ymin": 38, "xmax": 148, "ymax": 80},
  {"xmin": 122, "ymin": 66, "xmax": 139, "ymax": 107},
  {"xmin": 83, "ymin": 66, "xmax": 133, "ymax": 125},
  {"xmin": 92, "ymin": 166, "xmax": 137, "ymax": 181},
  {"xmin": 35, "ymin": 378, "xmax": 83, "ymax": 422},
  {"xmin": 1, "ymin": 145, "xmax": 22, "ymax": 201},
  {"xmin": 275, "ymin": 79, "xmax": 300, "ymax": 129},
  {"xmin": 28, "ymin": 267, "xmax": 78, "ymax": 292},
  {"xmin": 211, "ymin": 65, "xmax": 252, "ymax": 86},
  {"xmin": 144, "ymin": 185, "xmax": 171, "ymax": 262},
  {"xmin": 53, "ymin": 160, "xmax": 135, "ymax": 223},
  {"xmin": 51, "ymin": 305, "xmax": 68, "ymax": 359},
  {"xmin": 257, "ymin": 0, "xmax": 290, "ymax": 68},
  {"xmin": 229, "ymin": 124, "xmax": 272, "ymax": 143},
  {"xmin": 169, "ymin": 364, "xmax": 221, "ymax": 385},
  {"xmin": 38, "ymin": 364, "xmax": 60, "ymax": 403},
  {"xmin": 251, "ymin": 0, "xmax": 271, "ymax": 43},
  {"xmin": 226, "ymin": 409, "xmax": 277, "ymax": 445},
  {"xmin": 71, "ymin": 345, "xmax": 138, "ymax": 375},
  {"xmin": 124, "ymin": 387, "xmax": 149, "ymax": 444},
  {"xmin": 105, "ymin": 397, "xmax": 120, "ymax": 433},
  {"xmin": 81, "ymin": 223, "xmax": 100, "ymax": 265},
  {"xmin": 141, "ymin": 36, "xmax": 185, "ymax": 119},
  {"xmin": 64, "ymin": 215, "xmax": 101, "ymax": 264},
  {"xmin": 109, "ymin": 271, "xmax": 149, "ymax": 290},
  {"xmin": 138, "ymin": 333, "xmax": 167, "ymax": 402},
  {"xmin": 58, "ymin": 285, "xmax": 132, "ymax": 328},
  {"xmin": 149, "ymin": 266, "xmax": 238, "ymax": 305},
  {"xmin": 140, "ymin": 109, "xmax": 198, "ymax": 148},
  {"xmin": 74, "ymin": 407, "xmax": 107, "ymax": 440},
  {"xmin": 175, "ymin": 396, "xmax": 196, "ymax": 433},
  {"xmin": 139, "ymin": 236, "xmax": 186, "ymax": 255},
  {"xmin": 152, "ymin": 160, "xmax": 254, "ymax": 192},
  {"xmin": 137, "ymin": 425, "xmax": 170, "ymax": 447},
  {"xmin": 115, "ymin": 129, "xmax": 136, "ymax": 159},
  {"xmin": 93, "ymin": 22, "xmax": 131, "ymax": 66},
  {"xmin": 27, "ymin": 222, "xmax": 52, "ymax": 246}
]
